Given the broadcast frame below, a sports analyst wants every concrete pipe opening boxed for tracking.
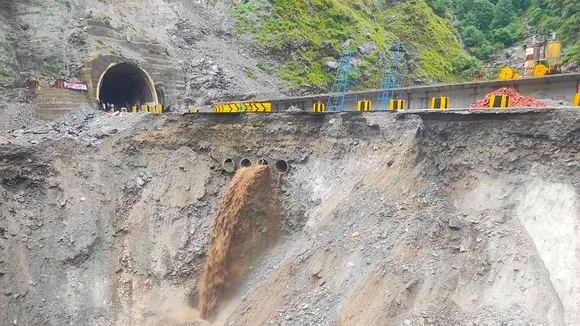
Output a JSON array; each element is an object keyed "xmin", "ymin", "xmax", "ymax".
[
  {"xmin": 240, "ymin": 158, "xmax": 252, "ymax": 168},
  {"xmin": 257, "ymin": 158, "xmax": 269, "ymax": 166},
  {"xmin": 97, "ymin": 63, "xmax": 158, "ymax": 108},
  {"xmin": 275, "ymin": 160, "xmax": 290, "ymax": 174},
  {"xmin": 222, "ymin": 158, "xmax": 236, "ymax": 173}
]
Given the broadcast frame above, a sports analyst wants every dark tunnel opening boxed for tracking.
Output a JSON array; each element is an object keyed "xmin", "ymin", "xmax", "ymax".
[{"xmin": 98, "ymin": 63, "xmax": 156, "ymax": 108}]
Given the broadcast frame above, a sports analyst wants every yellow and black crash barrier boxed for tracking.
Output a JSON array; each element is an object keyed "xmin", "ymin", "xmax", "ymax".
[
  {"xmin": 241, "ymin": 102, "xmax": 272, "ymax": 112},
  {"xmin": 132, "ymin": 105, "xmax": 138, "ymax": 113},
  {"xmin": 312, "ymin": 102, "xmax": 326, "ymax": 112},
  {"xmin": 188, "ymin": 108, "xmax": 199, "ymax": 113},
  {"xmin": 574, "ymin": 93, "xmax": 580, "ymax": 107},
  {"xmin": 357, "ymin": 99, "xmax": 372, "ymax": 112},
  {"xmin": 143, "ymin": 104, "xmax": 150, "ymax": 113},
  {"xmin": 431, "ymin": 96, "xmax": 450, "ymax": 110},
  {"xmin": 389, "ymin": 99, "xmax": 405, "ymax": 111},
  {"xmin": 213, "ymin": 103, "xmax": 241, "ymax": 113},
  {"xmin": 488, "ymin": 94, "xmax": 511, "ymax": 108}
]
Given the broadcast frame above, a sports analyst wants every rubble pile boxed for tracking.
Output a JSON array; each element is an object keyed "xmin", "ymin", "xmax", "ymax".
[{"xmin": 471, "ymin": 87, "xmax": 548, "ymax": 108}]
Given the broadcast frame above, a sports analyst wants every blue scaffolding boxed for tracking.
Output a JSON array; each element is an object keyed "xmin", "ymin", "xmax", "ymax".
[
  {"xmin": 326, "ymin": 51, "xmax": 357, "ymax": 112},
  {"xmin": 376, "ymin": 42, "xmax": 407, "ymax": 111}
]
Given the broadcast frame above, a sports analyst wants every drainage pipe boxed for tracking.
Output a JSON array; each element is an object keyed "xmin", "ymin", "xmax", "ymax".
[
  {"xmin": 240, "ymin": 158, "xmax": 252, "ymax": 168},
  {"xmin": 275, "ymin": 160, "xmax": 290, "ymax": 174},
  {"xmin": 221, "ymin": 158, "xmax": 236, "ymax": 173}
]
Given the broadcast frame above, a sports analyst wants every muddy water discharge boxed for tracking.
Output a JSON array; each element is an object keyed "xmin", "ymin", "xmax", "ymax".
[{"xmin": 198, "ymin": 165, "xmax": 272, "ymax": 319}]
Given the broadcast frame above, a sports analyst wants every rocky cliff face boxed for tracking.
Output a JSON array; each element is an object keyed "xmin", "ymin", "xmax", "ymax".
[
  {"xmin": 1, "ymin": 110, "xmax": 579, "ymax": 325},
  {"xmin": 0, "ymin": 0, "xmax": 287, "ymax": 107}
]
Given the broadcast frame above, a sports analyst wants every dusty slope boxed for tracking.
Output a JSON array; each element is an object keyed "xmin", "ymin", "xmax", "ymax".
[
  {"xmin": 0, "ymin": 110, "xmax": 579, "ymax": 325},
  {"xmin": 0, "ymin": 0, "xmax": 286, "ymax": 103}
]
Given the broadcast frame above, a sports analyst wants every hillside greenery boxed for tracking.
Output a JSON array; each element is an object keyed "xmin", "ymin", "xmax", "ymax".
[
  {"xmin": 427, "ymin": 0, "xmax": 580, "ymax": 62},
  {"xmin": 233, "ymin": 0, "xmax": 479, "ymax": 91}
]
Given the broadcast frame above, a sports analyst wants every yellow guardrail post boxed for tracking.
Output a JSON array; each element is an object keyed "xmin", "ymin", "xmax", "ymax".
[
  {"xmin": 357, "ymin": 100, "xmax": 372, "ymax": 112},
  {"xmin": 488, "ymin": 95, "xmax": 511, "ymax": 108},
  {"xmin": 431, "ymin": 96, "xmax": 450, "ymax": 110},
  {"xmin": 389, "ymin": 99, "xmax": 405, "ymax": 111},
  {"xmin": 312, "ymin": 102, "xmax": 326, "ymax": 112}
]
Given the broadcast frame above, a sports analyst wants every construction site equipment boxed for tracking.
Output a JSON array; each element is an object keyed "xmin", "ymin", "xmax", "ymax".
[
  {"xmin": 431, "ymin": 97, "xmax": 450, "ymax": 110},
  {"xmin": 376, "ymin": 42, "xmax": 406, "ymax": 111},
  {"xmin": 326, "ymin": 51, "xmax": 357, "ymax": 112},
  {"xmin": 312, "ymin": 102, "xmax": 326, "ymax": 113},
  {"xmin": 389, "ymin": 99, "xmax": 405, "ymax": 111},
  {"xmin": 357, "ymin": 99, "xmax": 372, "ymax": 111},
  {"xmin": 500, "ymin": 33, "xmax": 563, "ymax": 80},
  {"xmin": 533, "ymin": 64, "xmax": 548, "ymax": 77},
  {"xmin": 499, "ymin": 67, "xmax": 515, "ymax": 80},
  {"xmin": 488, "ymin": 94, "xmax": 511, "ymax": 108}
]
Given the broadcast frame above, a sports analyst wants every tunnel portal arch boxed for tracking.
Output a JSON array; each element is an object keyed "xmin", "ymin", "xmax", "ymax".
[{"xmin": 96, "ymin": 63, "xmax": 158, "ymax": 108}]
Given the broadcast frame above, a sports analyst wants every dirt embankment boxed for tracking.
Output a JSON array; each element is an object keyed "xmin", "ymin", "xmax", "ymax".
[{"xmin": 0, "ymin": 111, "xmax": 579, "ymax": 325}]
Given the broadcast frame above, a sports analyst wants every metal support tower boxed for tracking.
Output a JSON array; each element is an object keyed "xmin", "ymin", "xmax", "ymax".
[
  {"xmin": 377, "ymin": 42, "xmax": 407, "ymax": 110},
  {"xmin": 326, "ymin": 51, "xmax": 357, "ymax": 112}
]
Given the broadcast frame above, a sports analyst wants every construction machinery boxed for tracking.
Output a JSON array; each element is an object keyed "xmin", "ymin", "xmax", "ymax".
[{"xmin": 499, "ymin": 33, "xmax": 562, "ymax": 80}]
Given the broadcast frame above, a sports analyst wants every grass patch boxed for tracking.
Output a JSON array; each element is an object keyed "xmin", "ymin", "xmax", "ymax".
[
  {"xmin": 244, "ymin": 67, "xmax": 257, "ymax": 79},
  {"xmin": 234, "ymin": 0, "xmax": 474, "ymax": 90}
]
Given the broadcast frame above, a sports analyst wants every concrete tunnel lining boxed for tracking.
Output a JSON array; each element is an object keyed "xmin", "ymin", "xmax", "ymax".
[{"xmin": 96, "ymin": 63, "xmax": 158, "ymax": 108}]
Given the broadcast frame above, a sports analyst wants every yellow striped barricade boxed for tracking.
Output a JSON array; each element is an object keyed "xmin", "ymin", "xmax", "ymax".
[
  {"xmin": 132, "ymin": 105, "xmax": 138, "ymax": 113},
  {"xmin": 389, "ymin": 99, "xmax": 405, "ymax": 111},
  {"xmin": 431, "ymin": 97, "xmax": 450, "ymax": 110},
  {"xmin": 157, "ymin": 104, "xmax": 164, "ymax": 114},
  {"xmin": 488, "ymin": 95, "xmax": 511, "ymax": 109},
  {"xmin": 574, "ymin": 93, "xmax": 580, "ymax": 107},
  {"xmin": 241, "ymin": 102, "xmax": 272, "ymax": 112},
  {"xmin": 312, "ymin": 102, "xmax": 326, "ymax": 113},
  {"xmin": 222, "ymin": 103, "xmax": 241, "ymax": 113},
  {"xmin": 357, "ymin": 99, "xmax": 372, "ymax": 112},
  {"xmin": 143, "ymin": 104, "xmax": 150, "ymax": 113}
]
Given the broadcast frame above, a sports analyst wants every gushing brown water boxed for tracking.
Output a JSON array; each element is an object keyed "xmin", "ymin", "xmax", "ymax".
[{"xmin": 198, "ymin": 164, "xmax": 272, "ymax": 319}]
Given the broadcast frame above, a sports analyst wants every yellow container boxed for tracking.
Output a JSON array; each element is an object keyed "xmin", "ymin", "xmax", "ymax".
[{"xmin": 545, "ymin": 41, "xmax": 562, "ymax": 66}]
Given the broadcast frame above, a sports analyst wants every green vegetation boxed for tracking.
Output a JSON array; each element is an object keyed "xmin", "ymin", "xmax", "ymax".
[
  {"xmin": 234, "ymin": 0, "xmax": 474, "ymax": 90},
  {"xmin": 148, "ymin": 48, "xmax": 161, "ymax": 55},
  {"xmin": 427, "ymin": 0, "xmax": 580, "ymax": 62},
  {"xmin": 256, "ymin": 59, "xmax": 270, "ymax": 72},
  {"xmin": 244, "ymin": 66, "xmax": 257, "ymax": 79},
  {"xmin": 0, "ymin": 64, "xmax": 9, "ymax": 77}
]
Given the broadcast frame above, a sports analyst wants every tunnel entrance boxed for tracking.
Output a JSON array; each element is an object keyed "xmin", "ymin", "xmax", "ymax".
[{"xmin": 97, "ymin": 63, "xmax": 158, "ymax": 108}]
